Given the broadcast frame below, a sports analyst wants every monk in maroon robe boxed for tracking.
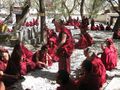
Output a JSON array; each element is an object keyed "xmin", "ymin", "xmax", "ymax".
[
  {"xmin": 83, "ymin": 48, "xmax": 106, "ymax": 87},
  {"xmin": 0, "ymin": 48, "xmax": 10, "ymax": 72},
  {"xmin": 0, "ymin": 48, "xmax": 9, "ymax": 90},
  {"xmin": 100, "ymin": 38, "xmax": 118, "ymax": 70},
  {"xmin": 82, "ymin": 16, "xmax": 89, "ymax": 30},
  {"xmin": 0, "ymin": 47, "xmax": 19, "ymax": 89},
  {"xmin": 53, "ymin": 19, "xmax": 74, "ymax": 73},
  {"xmin": 113, "ymin": 27, "xmax": 120, "ymax": 39},
  {"xmin": 32, "ymin": 45, "xmax": 52, "ymax": 69},
  {"xmin": 76, "ymin": 60, "xmax": 101, "ymax": 90},
  {"xmin": 75, "ymin": 26, "xmax": 94, "ymax": 49},
  {"xmin": 47, "ymin": 38, "xmax": 59, "ymax": 62},
  {"xmin": 6, "ymin": 40, "xmax": 35, "ymax": 75},
  {"xmin": 56, "ymin": 70, "xmax": 77, "ymax": 90}
]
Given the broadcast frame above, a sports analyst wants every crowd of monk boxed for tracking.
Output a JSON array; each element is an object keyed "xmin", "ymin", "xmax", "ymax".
[{"xmin": 0, "ymin": 16, "xmax": 119, "ymax": 90}]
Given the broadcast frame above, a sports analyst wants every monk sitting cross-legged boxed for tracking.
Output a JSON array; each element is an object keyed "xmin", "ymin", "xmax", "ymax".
[
  {"xmin": 100, "ymin": 38, "xmax": 118, "ymax": 70},
  {"xmin": 32, "ymin": 45, "xmax": 52, "ymax": 69}
]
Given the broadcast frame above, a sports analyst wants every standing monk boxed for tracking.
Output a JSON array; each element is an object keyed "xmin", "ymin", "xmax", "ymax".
[{"xmin": 53, "ymin": 19, "xmax": 74, "ymax": 73}]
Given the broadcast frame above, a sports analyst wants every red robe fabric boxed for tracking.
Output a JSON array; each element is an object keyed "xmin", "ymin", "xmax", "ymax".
[
  {"xmin": 90, "ymin": 56, "xmax": 106, "ymax": 87},
  {"xmin": 75, "ymin": 34, "xmax": 88, "ymax": 49},
  {"xmin": 82, "ymin": 17, "xmax": 89, "ymax": 30},
  {"xmin": 105, "ymin": 25, "xmax": 112, "ymax": 31},
  {"xmin": 47, "ymin": 38, "xmax": 59, "ymax": 62},
  {"xmin": 76, "ymin": 73, "xmax": 101, "ymax": 90},
  {"xmin": 0, "ymin": 48, "xmax": 9, "ymax": 71},
  {"xmin": 25, "ymin": 22, "xmax": 30, "ymax": 27},
  {"xmin": 32, "ymin": 50, "xmax": 52, "ymax": 68},
  {"xmin": 6, "ymin": 43, "xmax": 35, "ymax": 75},
  {"xmin": 20, "ymin": 44, "xmax": 36, "ymax": 74},
  {"xmin": 57, "ymin": 26, "xmax": 74, "ymax": 73},
  {"xmin": 101, "ymin": 45, "xmax": 118, "ymax": 70},
  {"xmin": 84, "ymin": 32, "xmax": 94, "ymax": 46},
  {"xmin": 0, "ymin": 60, "xmax": 7, "ymax": 72},
  {"xmin": 75, "ymin": 32, "xmax": 94, "ymax": 49},
  {"xmin": 117, "ymin": 30, "xmax": 120, "ymax": 38},
  {"xmin": 57, "ymin": 79, "xmax": 77, "ymax": 90}
]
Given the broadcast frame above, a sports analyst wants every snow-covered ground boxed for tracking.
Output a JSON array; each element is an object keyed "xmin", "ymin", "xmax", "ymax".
[{"xmin": 3, "ymin": 30, "xmax": 120, "ymax": 90}]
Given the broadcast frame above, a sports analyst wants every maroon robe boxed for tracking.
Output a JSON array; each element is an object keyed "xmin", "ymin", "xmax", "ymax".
[
  {"xmin": 90, "ymin": 56, "xmax": 106, "ymax": 87},
  {"xmin": 0, "ymin": 48, "xmax": 9, "ymax": 72},
  {"xmin": 47, "ymin": 38, "xmax": 59, "ymax": 62},
  {"xmin": 75, "ymin": 34, "xmax": 88, "ymax": 49},
  {"xmin": 6, "ymin": 43, "xmax": 35, "ymax": 75},
  {"xmin": 57, "ymin": 79, "xmax": 77, "ymax": 90},
  {"xmin": 101, "ymin": 45, "xmax": 117, "ymax": 70},
  {"xmin": 117, "ymin": 30, "xmax": 120, "ymax": 38},
  {"xmin": 32, "ymin": 50, "xmax": 52, "ymax": 68},
  {"xmin": 0, "ymin": 61, "xmax": 7, "ymax": 72},
  {"xmin": 20, "ymin": 44, "xmax": 35, "ymax": 74},
  {"xmin": 76, "ymin": 73, "xmax": 101, "ymax": 90},
  {"xmin": 57, "ymin": 26, "xmax": 74, "ymax": 73},
  {"xmin": 84, "ymin": 32, "xmax": 94, "ymax": 46},
  {"xmin": 75, "ymin": 32, "xmax": 94, "ymax": 49}
]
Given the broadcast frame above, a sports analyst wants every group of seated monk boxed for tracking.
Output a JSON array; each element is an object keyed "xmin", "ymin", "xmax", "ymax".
[
  {"xmin": 0, "ymin": 38, "xmax": 60, "ymax": 89},
  {"xmin": 0, "ymin": 37, "xmax": 118, "ymax": 90},
  {"xmin": 0, "ymin": 17, "xmax": 118, "ymax": 89},
  {"xmin": 91, "ymin": 24, "xmax": 112, "ymax": 31},
  {"xmin": 56, "ymin": 38, "xmax": 118, "ymax": 90},
  {"xmin": 65, "ymin": 17, "xmax": 81, "ymax": 29},
  {"xmin": 22, "ymin": 18, "xmax": 39, "ymax": 27}
]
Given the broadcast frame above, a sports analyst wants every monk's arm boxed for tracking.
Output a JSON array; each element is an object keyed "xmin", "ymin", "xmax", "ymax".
[{"xmin": 57, "ymin": 33, "xmax": 67, "ymax": 49}]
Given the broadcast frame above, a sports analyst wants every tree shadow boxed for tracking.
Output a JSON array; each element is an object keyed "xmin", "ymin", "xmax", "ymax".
[{"xmin": 5, "ymin": 78, "xmax": 25, "ymax": 90}]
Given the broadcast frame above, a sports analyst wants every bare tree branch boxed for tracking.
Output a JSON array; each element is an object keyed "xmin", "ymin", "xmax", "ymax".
[
  {"xmin": 70, "ymin": 0, "xmax": 77, "ymax": 13},
  {"xmin": 107, "ymin": 0, "xmax": 120, "ymax": 14},
  {"xmin": 34, "ymin": 0, "xmax": 39, "ymax": 7}
]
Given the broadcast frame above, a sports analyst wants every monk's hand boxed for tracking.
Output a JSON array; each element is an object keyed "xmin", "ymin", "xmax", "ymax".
[{"xmin": 0, "ymin": 71, "xmax": 4, "ymax": 76}]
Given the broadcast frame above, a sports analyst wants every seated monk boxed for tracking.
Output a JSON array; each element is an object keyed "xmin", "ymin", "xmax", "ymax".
[
  {"xmin": 32, "ymin": 45, "xmax": 52, "ymax": 69},
  {"xmin": 83, "ymin": 48, "xmax": 106, "ymax": 87},
  {"xmin": 76, "ymin": 60, "xmax": 101, "ymax": 90},
  {"xmin": 0, "ymin": 47, "xmax": 10, "ymax": 71},
  {"xmin": 5, "ymin": 40, "xmax": 35, "ymax": 75},
  {"xmin": 75, "ymin": 26, "xmax": 94, "ymax": 49},
  {"xmin": 0, "ymin": 48, "xmax": 9, "ymax": 90},
  {"xmin": 56, "ymin": 70, "xmax": 77, "ymax": 90},
  {"xmin": 0, "ymin": 47, "xmax": 20, "ymax": 89},
  {"xmin": 113, "ymin": 27, "xmax": 120, "ymax": 39},
  {"xmin": 47, "ymin": 38, "xmax": 59, "ymax": 62},
  {"xmin": 100, "ymin": 38, "xmax": 118, "ymax": 70}
]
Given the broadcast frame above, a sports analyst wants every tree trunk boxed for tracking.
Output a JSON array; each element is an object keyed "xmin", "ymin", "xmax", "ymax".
[
  {"xmin": 113, "ymin": 15, "xmax": 120, "ymax": 39},
  {"xmin": 14, "ymin": 0, "xmax": 31, "ymax": 37},
  {"xmin": 80, "ymin": 0, "xmax": 85, "ymax": 18},
  {"xmin": 3, "ymin": 6, "xmax": 12, "ymax": 24},
  {"xmin": 39, "ymin": 0, "xmax": 45, "ymax": 44}
]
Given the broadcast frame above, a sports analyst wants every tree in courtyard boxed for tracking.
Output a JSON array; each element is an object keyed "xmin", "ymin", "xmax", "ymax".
[
  {"xmin": 85, "ymin": 0, "xmax": 107, "ymax": 18},
  {"xmin": 107, "ymin": 0, "xmax": 120, "ymax": 39}
]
